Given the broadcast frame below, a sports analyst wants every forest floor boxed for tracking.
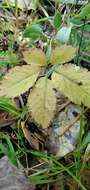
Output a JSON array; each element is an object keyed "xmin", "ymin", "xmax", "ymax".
[{"xmin": 0, "ymin": 1, "xmax": 90, "ymax": 190}]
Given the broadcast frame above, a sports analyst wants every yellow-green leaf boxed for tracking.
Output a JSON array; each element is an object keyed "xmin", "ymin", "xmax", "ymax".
[
  {"xmin": 0, "ymin": 65, "xmax": 40, "ymax": 97},
  {"xmin": 52, "ymin": 64, "xmax": 90, "ymax": 107},
  {"xmin": 23, "ymin": 48, "xmax": 47, "ymax": 67},
  {"xmin": 50, "ymin": 45, "xmax": 76, "ymax": 65},
  {"xmin": 28, "ymin": 77, "xmax": 56, "ymax": 129}
]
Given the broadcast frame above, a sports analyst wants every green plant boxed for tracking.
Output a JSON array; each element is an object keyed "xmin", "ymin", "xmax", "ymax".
[
  {"xmin": 28, "ymin": 150, "xmax": 87, "ymax": 190},
  {"xmin": 0, "ymin": 97, "xmax": 26, "ymax": 119},
  {"xmin": 0, "ymin": 133, "xmax": 17, "ymax": 165},
  {"xmin": 0, "ymin": 1, "xmax": 90, "ymax": 189},
  {"xmin": 0, "ymin": 44, "xmax": 90, "ymax": 129}
]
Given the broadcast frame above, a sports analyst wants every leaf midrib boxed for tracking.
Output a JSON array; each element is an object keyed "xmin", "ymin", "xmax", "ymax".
[{"xmin": 55, "ymin": 70, "xmax": 90, "ymax": 96}]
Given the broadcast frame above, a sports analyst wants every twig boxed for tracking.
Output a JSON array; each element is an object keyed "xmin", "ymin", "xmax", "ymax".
[
  {"xmin": 58, "ymin": 100, "xmax": 71, "ymax": 112},
  {"xmin": 58, "ymin": 107, "xmax": 88, "ymax": 137},
  {"xmin": 76, "ymin": 18, "xmax": 86, "ymax": 65}
]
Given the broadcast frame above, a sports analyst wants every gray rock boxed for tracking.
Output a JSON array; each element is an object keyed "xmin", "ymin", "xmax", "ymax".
[{"xmin": 0, "ymin": 156, "xmax": 35, "ymax": 190}]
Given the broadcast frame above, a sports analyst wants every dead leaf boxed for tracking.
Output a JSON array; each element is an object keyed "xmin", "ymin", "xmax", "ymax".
[
  {"xmin": 0, "ymin": 112, "xmax": 16, "ymax": 129},
  {"xmin": 21, "ymin": 122, "xmax": 39, "ymax": 150}
]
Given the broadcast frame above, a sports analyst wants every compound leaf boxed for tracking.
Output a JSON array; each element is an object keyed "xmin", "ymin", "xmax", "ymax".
[
  {"xmin": 52, "ymin": 64, "xmax": 90, "ymax": 107},
  {"xmin": 50, "ymin": 45, "xmax": 76, "ymax": 65},
  {"xmin": 28, "ymin": 77, "xmax": 56, "ymax": 129},
  {"xmin": 0, "ymin": 65, "xmax": 40, "ymax": 97}
]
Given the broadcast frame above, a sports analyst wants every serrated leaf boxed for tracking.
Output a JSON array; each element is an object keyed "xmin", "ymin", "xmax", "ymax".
[
  {"xmin": 50, "ymin": 45, "xmax": 76, "ymax": 64},
  {"xmin": 28, "ymin": 77, "xmax": 56, "ymax": 129},
  {"xmin": 52, "ymin": 64, "xmax": 90, "ymax": 107},
  {"xmin": 0, "ymin": 65, "xmax": 40, "ymax": 97},
  {"xmin": 23, "ymin": 48, "xmax": 46, "ymax": 67}
]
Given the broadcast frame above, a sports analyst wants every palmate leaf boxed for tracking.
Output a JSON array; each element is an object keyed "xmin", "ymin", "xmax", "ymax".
[
  {"xmin": 28, "ymin": 77, "xmax": 56, "ymax": 129},
  {"xmin": 52, "ymin": 64, "xmax": 90, "ymax": 107},
  {"xmin": 23, "ymin": 48, "xmax": 47, "ymax": 67},
  {"xmin": 50, "ymin": 45, "xmax": 76, "ymax": 65},
  {"xmin": 0, "ymin": 65, "xmax": 40, "ymax": 97}
]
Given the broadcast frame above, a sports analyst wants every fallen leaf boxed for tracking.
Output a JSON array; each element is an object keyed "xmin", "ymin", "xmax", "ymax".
[{"xmin": 21, "ymin": 122, "xmax": 39, "ymax": 150}]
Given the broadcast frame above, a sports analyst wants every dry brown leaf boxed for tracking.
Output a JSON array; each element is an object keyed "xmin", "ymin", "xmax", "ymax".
[{"xmin": 21, "ymin": 122, "xmax": 39, "ymax": 150}]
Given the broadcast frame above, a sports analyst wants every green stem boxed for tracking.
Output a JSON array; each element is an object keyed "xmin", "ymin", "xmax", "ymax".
[{"xmin": 15, "ymin": 0, "xmax": 18, "ymax": 37}]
